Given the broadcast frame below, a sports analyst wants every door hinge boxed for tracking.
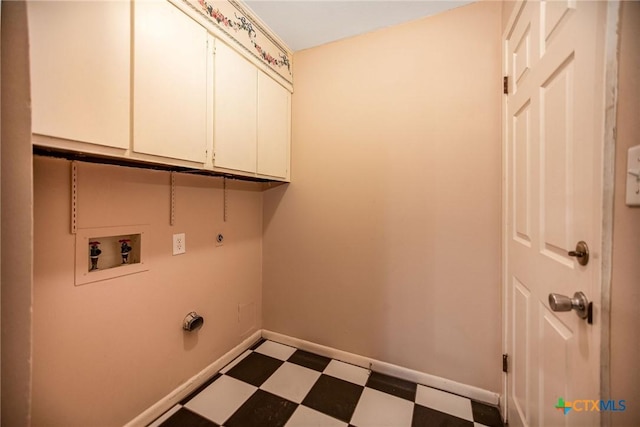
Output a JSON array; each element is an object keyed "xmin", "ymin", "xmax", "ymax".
[
  {"xmin": 503, "ymin": 76, "xmax": 509, "ymax": 95},
  {"xmin": 503, "ymin": 353, "xmax": 509, "ymax": 373}
]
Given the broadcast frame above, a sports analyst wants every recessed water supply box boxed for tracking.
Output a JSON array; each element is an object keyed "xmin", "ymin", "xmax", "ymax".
[{"xmin": 75, "ymin": 225, "xmax": 149, "ymax": 286}]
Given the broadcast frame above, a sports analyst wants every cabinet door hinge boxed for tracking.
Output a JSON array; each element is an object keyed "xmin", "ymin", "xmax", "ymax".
[
  {"xmin": 503, "ymin": 76, "xmax": 509, "ymax": 95},
  {"xmin": 502, "ymin": 353, "xmax": 509, "ymax": 373}
]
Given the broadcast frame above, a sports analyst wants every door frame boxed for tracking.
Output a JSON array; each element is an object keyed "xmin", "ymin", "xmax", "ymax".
[{"xmin": 500, "ymin": 1, "xmax": 621, "ymax": 424}]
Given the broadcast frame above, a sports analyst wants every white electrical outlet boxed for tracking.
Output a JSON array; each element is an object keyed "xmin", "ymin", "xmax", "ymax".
[{"xmin": 172, "ymin": 233, "xmax": 186, "ymax": 255}]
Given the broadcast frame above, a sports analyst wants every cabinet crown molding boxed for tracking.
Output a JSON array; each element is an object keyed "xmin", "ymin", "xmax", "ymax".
[{"xmin": 177, "ymin": 0, "xmax": 293, "ymax": 89}]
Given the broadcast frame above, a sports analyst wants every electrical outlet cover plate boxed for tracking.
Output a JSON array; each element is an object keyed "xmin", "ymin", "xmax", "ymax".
[
  {"xmin": 173, "ymin": 233, "xmax": 186, "ymax": 255},
  {"xmin": 627, "ymin": 145, "xmax": 640, "ymax": 206}
]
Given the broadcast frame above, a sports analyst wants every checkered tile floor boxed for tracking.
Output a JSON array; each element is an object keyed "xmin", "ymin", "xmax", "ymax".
[{"xmin": 149, "ymin": 340, "xmax": 504, "ymax": 427}]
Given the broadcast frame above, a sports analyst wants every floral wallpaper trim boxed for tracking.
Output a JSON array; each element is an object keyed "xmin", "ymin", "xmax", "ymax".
[{"xmin": 189, "ymin": 0, "xmax": 292, "ymax": 82}]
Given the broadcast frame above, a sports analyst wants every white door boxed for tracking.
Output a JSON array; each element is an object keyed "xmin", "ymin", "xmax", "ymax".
[{"xmin": 504, "ymin": 1, "xmax": 609, "ymax": 426}]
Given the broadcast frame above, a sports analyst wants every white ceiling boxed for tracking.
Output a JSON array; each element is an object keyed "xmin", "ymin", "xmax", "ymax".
[{"xmin": 244, "ymin": 1, "xmax": 474, "ymax": 52}]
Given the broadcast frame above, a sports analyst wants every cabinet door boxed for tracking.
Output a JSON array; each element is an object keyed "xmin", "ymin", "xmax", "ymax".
[
  {"xmin": 133, "ymin": 0, "xmax": 209, "ymax": 163},
  {"xmin": 214, "ymin": 42, "xmax": 258, "ymax": 174},
  {"xmin": 257, "ymin": 72, "xmax": 291, "ymax": 179},
  {"xmin": 28, "ymin": 1, "xmax": 130, "ymax": 149}
]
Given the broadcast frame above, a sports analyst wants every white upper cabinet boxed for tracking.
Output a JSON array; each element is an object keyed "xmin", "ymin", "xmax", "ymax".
[
  {"xmin": 213, "ymin": 41, "xmax": 258, "ymax": 174},
  {"xmin": 257, "ymin": 71, "xmax": 291, "ymax": 179},
  {"xmin": 214, "ymin": 42, "xmax": 291, "ymax": 180},
  {"xmin": 28, "ymin": 0, "xmax": 291, "ymax": 181},
  {"xmin": 133, "ymin": 0, "xmax": 210, "ymax": 164},
  {"xmin": 28, "ymin": 1, "xmax": 130, "ymax": 150}
]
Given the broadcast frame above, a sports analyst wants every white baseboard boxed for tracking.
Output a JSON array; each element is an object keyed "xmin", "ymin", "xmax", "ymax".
[
  {"xmin": 262, "ymin": 330, "xmax": 500, "ymax": 406},
  {"xmin": 124, "ymin": 330, "xmax": 262, "ymax": 427}
]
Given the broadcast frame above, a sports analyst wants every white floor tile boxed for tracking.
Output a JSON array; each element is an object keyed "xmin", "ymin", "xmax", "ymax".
[
  {"xmin": 255, "ymin": 340, "xmax": 297, "ymax": 361},
  {"xmin": 184, "ymin": 375, "xmax": 256, "ymax": 424},
  {"xmin": 323, "ymin": 360, "xmax": 370, "ymax": 386},
  {"xmin": 285, "ymin": 405, "xmax": 348, "ymax": 427},
  {"xmin": 220, "ymin": 349, "xmax": 252, "ymax": 374},
  {"xmin": 415, "ymin": 385, "xmax": 473, "ymax": 421},
  {"xmin": 475, "ymin": 423, "xmax": 491, "ymax": 427},
  {"xmin": 350, "ymin": 388, "xmax": 413, "ymax": 427},
  {"xmin": 147, "ymin": 404, "xmax": 181, "ymax": 427},
  {"xmin": 260, "ymin": 362, "xmax": 321, "ymax": 403}
]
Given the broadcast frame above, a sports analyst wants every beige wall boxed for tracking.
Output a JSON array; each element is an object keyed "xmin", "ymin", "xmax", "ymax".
[
  {"xmin": 32, "ymin": 157, "xmax": 263, "ymax": 426},
  {"xmin": 263, "ymin": 1, "xmax": 503, "ymax": 393},
  {"xmin": 610, "ymin": 1, "xmax": 640, "ymax": 425},
  {"xmin": 1, "ymin": 1, "xmax": 34, "ymax": 425}
]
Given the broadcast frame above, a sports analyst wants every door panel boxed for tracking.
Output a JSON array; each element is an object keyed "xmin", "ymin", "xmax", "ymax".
[
  {"xmin": 505, "ymin": 1, "xmax": 607, "ymax": 426},
  {"xmin": 514, "ymin": 100, "xmax": 532, "ymax": 246},
  {"xmin": 541, "ymin": 54, "xmax": 575, "ymax": 261},
  {"xmin": 513, "ymin": 278, "xmax": 531, "ymax": 427},
  {"xmin": 510, "ymin": 3, "xmax": 537, "ymax": 96},
  {"xmin": 542, "ymin": 0, "xmax": 575, "ymax": 49},
  {"xmin": 513, "ymin": 26, "xmax": 531, "ymax": 87},
  {"xmin": 539, "ymin": 303, "xmax": 572, "ymax": 427}
]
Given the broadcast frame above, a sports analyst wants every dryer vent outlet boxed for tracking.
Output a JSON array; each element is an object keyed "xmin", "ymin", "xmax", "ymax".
[{"xmin": 183, "ymin": 312, "xmax": 204, "ymax": 332}]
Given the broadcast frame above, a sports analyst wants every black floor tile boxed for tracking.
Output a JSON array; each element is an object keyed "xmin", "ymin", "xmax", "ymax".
[
  {"xmin": 225, "ymin": 352, "xmax": 284, "ymax": 387},
  {"xmin": 159, "ymin": 408, "xmax": 219, "ymax": 427},
  {"xmin": 249, "ymin": 338, "xmax": 266, "ymax": 351},
  {"xmin": 471, "ymin": 400, "xmax": 504, "ymax": 427},
  {"xmin": 288, "ymin": 349, "xmax": 332, "ymax": 372},
  {"xmin": 224, "ymin": 389, "xmax": 297, "ymax": 427},
  {"xmin": 302, "ymin": 374, "xmax": 364, "ymax": 423},
  {"xmin": 412, "ymin": 405, "xmax": 474, "ymax": 427},
  {"xmin": 366, "ymin": 371, "xmax": 417, "ymax": 401},
  {"xmin": 180, "ymin": 373, "xmax": 221, "ymax": 405}
]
